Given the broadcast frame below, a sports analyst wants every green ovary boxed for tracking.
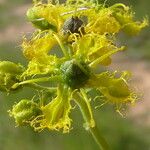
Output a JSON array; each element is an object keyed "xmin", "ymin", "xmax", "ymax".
[
  {"xmin": 26, "ymin": 5, "xmax": 57, "ymax": 31},
  {"xmin": 60, "ymin": 59, "xmax": 90, "ymax": 89}
]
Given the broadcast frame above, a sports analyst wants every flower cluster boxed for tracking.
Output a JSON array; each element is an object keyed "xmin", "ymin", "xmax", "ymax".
[{"xmin": 0, "ymin": 0, "xmax": 148, "ymax": 136}]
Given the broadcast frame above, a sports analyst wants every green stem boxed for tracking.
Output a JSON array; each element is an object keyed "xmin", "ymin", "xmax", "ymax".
[
  {"xmin": 53, "ymin": 34, "xmax": 69, "ymax": 58},
  {"xmin": 73, "ymin": 90, "xmax": 109, "ymax": 150},
  {"xmin": 25, "ymin": 83, "xmax": 57, "ymax": 91},
  {"xmin": 110, "ymin": 3, "xmax": 127, "ymax": 10},
  {"xmin": 12, "ymin": 75, "xmax": 62, "ymax": 89},
  {"xmin": 90, "ymin": 126, "xmax": 109, "ymax": 150}
]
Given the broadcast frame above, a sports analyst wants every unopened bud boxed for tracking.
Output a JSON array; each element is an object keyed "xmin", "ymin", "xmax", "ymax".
[{"xmin": 9, "ymin": 99, "xmax": 41, "ymax": 126}]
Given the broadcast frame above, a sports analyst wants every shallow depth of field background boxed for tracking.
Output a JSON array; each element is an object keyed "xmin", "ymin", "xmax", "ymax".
[{"xmin": 0, "ymin": 0, "xmax": 150, "ymax": 150}]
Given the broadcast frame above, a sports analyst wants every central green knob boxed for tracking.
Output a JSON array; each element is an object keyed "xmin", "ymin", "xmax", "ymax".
[{"xmin": 60, "ymin": 60, "xmax": 90, "ymax": 89}]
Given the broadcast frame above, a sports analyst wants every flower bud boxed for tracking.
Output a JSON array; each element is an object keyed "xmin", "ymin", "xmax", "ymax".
[
  {"xmin": 0, "ymin": 61, "xmax": 24, "ymax": 75},
  {"xmin": 9, "ymin": 99, "xmax": 41, "ymax": 126},
  {"xmin": 26, "ymin": 6, "xmax": 57, "ymax": 31},
  {"xmin": 0, "ymin": 73, "xmax": 18, "ymax": 92},
  {"xmin": 0, "ymin": 61, "xmax": 24, "ymax": 92}
]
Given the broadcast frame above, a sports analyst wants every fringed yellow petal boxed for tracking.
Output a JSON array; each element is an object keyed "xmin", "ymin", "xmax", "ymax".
[
  {"xmin": 22, "ymin": 31, "xmax": 56, "ymax": 60},
  {"xmin": 112, "ymin": 4, "xmax": 148, "ymax": 36},
  {"xmin": 73, "ymin": 33, "xmax": 123, "ymax": 66},
  {"xmin": 23, "ymin": 55, "xmax": 57, "ymax": 76},
  {"xmin": 87, "ymin": 71, "xmax": 137, "ymax": 105},
  {"xmin": 85, "ymin": 8, "xmax": 121, "ymax": 34},
  {"xmin": 31, "ymin": 86, "xmax": 72, "ymax": 133}
]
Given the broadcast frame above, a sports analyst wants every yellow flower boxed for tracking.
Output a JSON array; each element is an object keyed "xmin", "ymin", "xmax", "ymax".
[
  {"xmin": 2, "ymin": 0, "xmax": 147, "ymax": 135},
  {"xmin": 0, "ymin": 1, "xmax": 148, "ymax": 149}
]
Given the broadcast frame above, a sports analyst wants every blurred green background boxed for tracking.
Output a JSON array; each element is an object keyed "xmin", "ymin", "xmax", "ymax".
[{"xmin": 0, "ymin": 0, "xmax": 150, "ymax": 150}]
